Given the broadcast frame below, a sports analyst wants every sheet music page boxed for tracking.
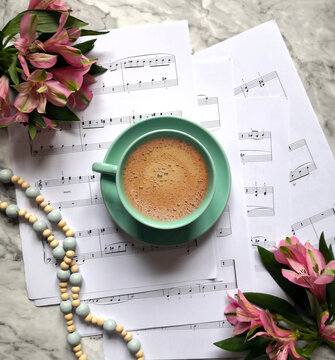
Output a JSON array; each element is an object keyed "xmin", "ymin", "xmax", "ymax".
[
  {"xmin": 198, "ymin": 20, "xmax": 335, "ymax": 250},
  {"xmin": 8, "ymin": 21, "xmax": 219, "ymax": 303},
  {"xmin": 94, "ymin": 58, "xmax": 253, "ymax": 358}
]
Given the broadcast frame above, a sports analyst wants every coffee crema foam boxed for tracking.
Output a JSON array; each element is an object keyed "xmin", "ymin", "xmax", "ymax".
[{"xmin": 122, "ymin": 137, "xmax": 209, "ymax": 221}]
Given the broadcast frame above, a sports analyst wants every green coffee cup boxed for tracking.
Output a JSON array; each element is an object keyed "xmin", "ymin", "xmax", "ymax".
[{"xmin": 92, "ymin": 129, "xmax": 216, "ymax": 230}]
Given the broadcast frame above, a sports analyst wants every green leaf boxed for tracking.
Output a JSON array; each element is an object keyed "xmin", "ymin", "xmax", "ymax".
[
  {"xmin": 7, "ymin": 54, "xmax": 19, "ymax": 85},
  {"xmin": 74, "ymin": 39, "xmax": 96, "ymax": 54},
  {"xmin": 89, "ymin": 63, "xmax": 107, "ymax": 75},
  {"xmin": 28, "ymin": 121, "xmax": 37, "ymax": 140},
  {"xmin": 325, "ymin": 340, "xmax": 335, "ymax": 350},
  {"xmin": 296, "ymin": 340, "xmax": 322, "ymax": 360},
  {"xmin": 326, "ymin": 279, "xmax": 335, "ymax": 322},
  {"xmin": 245, "ymin": 342, "xmax": 269, "ymax": 360},
  {"xmin": 319, "ymin": 232, "xmax": 333, "ymax": 263},
  {"xmin": 80, "ymin": 29, "xmax": 109, "ymax": 36},
  {"xmin": 244, "ymin": 292, "xmax": 312, "ymax": 328},
  {"xmin": 30, "ymin": 111, "xmax": 46, "ymax": 128},
  {"xmin": 45, "ymin": 103, "xmax": 80, "ymax": 122},
  {"xmin": 214, "ymin": 334, "xmax": 270, "ymax": 353},
  {"xmin": 2, "ymin": 10, "xmax": 87, "ymax": 38},
  {"xmin": 257, "ymin": 246, "xmax": 311, "ymax": 312}
]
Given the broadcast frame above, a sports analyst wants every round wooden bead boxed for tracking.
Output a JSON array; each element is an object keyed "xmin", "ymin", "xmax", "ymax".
[
  {"xmin": 57, "ymin": 269, "xmax": 70, "ymax": 281},
  {"xmin": 67, "ymin": 331, "xmax": 81, "ymax": 346},
  {"xmin": 17, "ymin": 178, "xmax": 24, "ymax": 185},
  {"xmin": 76, "ymin": 303, "xmax": 90, "ymax": 318},
  {"xmin": 58, "ymin": 219, "xmax": 66, "ymax": 228},
  {"xmin": 5, "ymin": 204, "xmax": 20, "ymax": 218},
  {"xmin": 121, "ymin": 330, "xmax": 127, "ymax": 336},
  {"xmin": 103, "ymin": 319, "xmax": 117, "ymax": 333},
  {"xmin": 24, "ymin": 212, "xmax": 30, "ymax": 219},
  {"xmin": 67, "ymin": 320, "xmax": 73, "ymax": 326},
  {"xmin": 84, "ymin": 314, "xmax": 92, "ymax": 322},
  {"xmin": 78, "ymin": 355, "xmax": 87, "ymax": 360},
  {"xmin": 60, "ymin": 262, "xmax": 69, "ymax": 270},
  {"xmin": 66, "ymin": 229, "xmax": 75, "ymax": 237},
  {"xmin": 33, "ymin": 220, "xmax": 48, "ymax": 233},
  {"xmin": 0, "ymin": 202, "xmax": 8, "ymax": 211},
  {"xmin": 72, "ymin": 293, "xmax": 79, "ymax": 300},
  {"xmin": 63, "ymin": 237, "xmax": 76, "ymax": 250},
  {"xmin": 0, "ymin": 169, "xmax": 13, "ymax": 183},
  {"xmin": 28, "ymin": 215, "xmax": 37, "ymax": 224},
  {"xmin": 42, "ymin": 229, "xmax": 52, "ymax": 238},
  {"xmin": 47, "ymin": 209, "xmax": 62, "ymax": 223},
  {"xmin": 136, "ymin": 349, "xmax": 144, "ymax": 358},
  {"xmin": 60, "ymin": 288, "xmax": 67, "ymax": 293},
  {"xmin": 75, "ymin": 350, "xmax": 83, "ymax": 357},
  {"xmin": 71, "ymin": 265, "xmax": 79, "ymax": 273},
  {"xmin": 18, "ymin": 209, "xmax": 27, "ymax": 217},
  {"xmin": 64, "ymin": 256, "xmax": 72, "ymax": 264},
  {"xmin": 35, "ymin": 195, "xmax": 44, "ymax": 203},
  {"xmin": 66, "ymin": 250, "xmax": 75, "ymax": 258},
  {"xmin": 50, "ymin": 239, "xmax": 59, "ymax": 248},
  {"xmin": 40, "ymin": 201, "xmax": 47, "ymax": 208},
  {"xmin": 137, "ymin": 357, "xmax": 144, "ymax": 360},
  {"xmin": 11, "ymin": 175, "xmax": 19, "ymax": 183},
  {"xmin": 97, "ymin": 318, "xmax": 104, "ymax": 327},
  {"xmin": 72, "ymin": 299, "xmax": 80, "ymax": 307},
  {"xmin": 67, "ymin": 325, "xmax": 76, "ymax": 333},
  {"xmin": 71, "ymin": 286, "xmax": 80, "ymax": 293},
  {"xmin": 91, "ymin": 317, "xmax": 97, "ymax": 324},
  {"xmin": 73, "ymin": 344, "xmax": 81, "ymax": 352},
  {"xmin": 62, "ymin": 225, "xmax": 70, "ymax": 232},
  {"xmin": 52, "ymin": 246, "xmax": 66, "ymax": 259},
  {"xmin": 21, "ymin": 181, "xmax": 30, "ymax": 190},
  {"xmin": 25, "ymin": 186, "xmax": 40, "ymax": 199},
  {"xmin": 47, "ymin": 235, "xmax": 55, "ymax": 242},
  {"xmin": 69, "ymin": 273, "xmax": 82, "ymax": 286},
  {"xmin": 124, "ymin": 332, "xmax": 132, "ymax": 341},
  {"xmin": 59, "ymin": 282, "xmax": 68, "ymax": 288},
  {"xmin": 61, "ymin": 293, "xmax": 69, "ymax": 301},
  {"xmin": 60, "ymin": 300, "xmax": 72, "ymax": 314},
  {"xmin": 64, "ymin": 313, "xmax": 73, "ymax": 321},
  {"xmin": 44, "ymin": 205, "xmax": 53, "ymax": 214},
  {"xmin": 127, "ymin": 339, "xmax": 141, "ymax": 353},
  {"xmin": 115, "ymin": 324, "xmax": 123, "ymax": 333}
]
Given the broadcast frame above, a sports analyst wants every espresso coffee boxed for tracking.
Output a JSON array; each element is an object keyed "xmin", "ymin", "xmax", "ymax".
[{"xmin": 122, "ymin": 137, "xmax": 209, "ymax": 221}]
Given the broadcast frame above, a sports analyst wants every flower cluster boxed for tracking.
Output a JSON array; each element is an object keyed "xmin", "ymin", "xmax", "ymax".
[
  {"xmin": 0, "ymin": 0, "xmax": 107, "ymax": 138},
  {"xmin": 216, "ymin": 234, "xmax": 335, "ymax": 360}
]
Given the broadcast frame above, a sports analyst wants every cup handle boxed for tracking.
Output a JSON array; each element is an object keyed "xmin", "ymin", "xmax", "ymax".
[{"xmin": 92, "ymin": 162, "xmax": 118, "ymax": 175}]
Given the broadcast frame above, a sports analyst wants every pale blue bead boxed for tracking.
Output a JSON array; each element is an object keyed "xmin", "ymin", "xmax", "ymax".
[
  {"xmin": 67, "ymin": 331, "xmax": 81, "ymax": 346},
  {"xmin": 69, "ymin": 272, "xmax": 82, "ymax": 286},
  {"xmin": 57, "ymin": 269, "xmax": 70, "ymax": 281},
  {"xmin": 103, "ymin": 319, "xmax": 117, "ymax": 334},
  {"xmin": 63, "ymin": 237, "xmax": 76, "ymax": 251},
  {"xmin": 47, "ymin": 209, "xmax": 62, "ymax": 223},
  {"xmin": 5, "ymin": 204, "xmax": 20, "ymax": 218},
  {"xmin": 75, "ymin": 303, "xmax": 90, "ymax": 318},
  {"xmin": 33, "ymin": 220, "xmax": 47, "ymax": 233},
  {"xmin": 60, "ymin": 300, "xmax": 72, "ymax": 314},
  {"xmin": 0, "ymin": 169, "xmax": 13, "ymax": 183},
  {"xmin": 52, "ymin": 246, "xmax": 65, "ymax": 259},
  {"xmin": 25, "ymin": 186, "xmax": 40, "ymax": 199},
  {"xmin": 127, "ymin": 338, "xmax": 141, "ymax": 353}
]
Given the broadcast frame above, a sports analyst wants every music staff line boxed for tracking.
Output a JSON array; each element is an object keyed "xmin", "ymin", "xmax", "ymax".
[
  {"xmin": 289, "ymin": 138, "xmax": 317, "ymax": 182},
  {"xmin": 36, "ymin": 174, "xmax": 99, "ymax": 190},
  {"xmin": 31, "ymin": 110, "xmax": 182, "ymax": 157},
  {"xmin": 239, "ymin": 129, "xmax": 272, "ymax": 164},
  {"xmin": 83, "ymin": 259, "xmax": 236, "ymax": 304},
  {"xmin": 251, "ymin": 235, "xmax": 276, "ymax": 249},
  {"xmin": 245, "ymin": 184, "xmax": 275, "ymax": 217},
  {"xmin": 216, "ymin": 206, "xmax": 232, "ymax": 237},
  {"xmin": 234, "ymin": 70, "xmax": 287, "ymax": 98},
  {"xmin": 197, "ymin": 95, "xmax": 221, "ymax": 129}
]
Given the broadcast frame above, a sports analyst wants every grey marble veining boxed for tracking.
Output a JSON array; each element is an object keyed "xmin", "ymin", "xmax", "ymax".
[{"xmin": 0, "ymin": 0, "xmax": 334, "ymax": 359}]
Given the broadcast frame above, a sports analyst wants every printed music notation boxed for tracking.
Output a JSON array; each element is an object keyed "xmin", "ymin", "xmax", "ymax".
[
  {"xmin": 30, "ymin": 110, "xmax": 182, "ymax": 157},
  {"xmin": 239, "ymin": 129, "xmax": 272, "ymax": 164},
  {"xmin": 245, "ymin": 184, "xmax": 275, "ymax": 217},
  {"xmin": 250, "ymin": 235, "xmax": 276, "ymax": 250},
  {"xmin": 289, "ymin": 138, "xmax": 317, "ymax": 182},
  {"xmin": 291, "ymin": 208, "xmax": 335, "ymax": 246},
  {"xmin": 234, "ymin": 71, "xmax": 287, "ymax": 98},
  {"xmin": 91, "ymin": 54, "xmax": 178, "ymax": 95},
  {"xmin": 216, "ymin": 206, "xmax": 232, "ymax": 237},
  {"xmin": 144, "ymin": 320, "xmax": 232, "ymax": 332},
  {"xmin": 84, "ymin": 259, "xmax": 236, "ymax": 304},
  {"xmin": 36, "ymin": 174, "xmax": 99, "ymax": 190},
  {"xmin": 50, "ymin": 196, "xmax": 103, "ymax": 210},
  {"xmin": 197, "ymin": 95, "xmax": 221, "ymax": 129}
]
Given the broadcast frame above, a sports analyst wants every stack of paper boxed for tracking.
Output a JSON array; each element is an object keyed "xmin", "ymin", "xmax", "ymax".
[{"xmin": 8, "ymin": 19, "xmax": 335, "ymax": 360}]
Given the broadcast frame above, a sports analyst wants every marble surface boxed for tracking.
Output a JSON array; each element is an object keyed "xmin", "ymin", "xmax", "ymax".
[{"xmin": 0, "ymin": 0, "xmax": 334, "ymax": 359}]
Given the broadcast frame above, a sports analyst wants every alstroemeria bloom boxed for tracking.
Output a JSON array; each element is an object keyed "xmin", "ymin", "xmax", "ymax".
[
  {"xmin": 13, "ymin": 70, "xmax": 71, "ymax": 114},
  {"xmin": 68, "ymin": 73, "xmax": 96, "ymax": 110},
  {"xmin": 274, "ymin": 236, "xmax": 335, "ymax": 302},
  {"xmin": 14, "ymin": 14, "xmax": 58, "ymax": 75},
  {"xmin": 0, "ymin": 75, "xmax": 28, "ymax": 127},
  {"xmin": 319, "ymin": 311, "xmax": 335, "ymax": 342},
  {"xmin": 252, "ymin": 311, "xmax": 303, "ymax": 360},
  {"xmin": 224, "ymin": 290, "xmax": 262, "ymax": 335},
  {"xmin": 28, "ymin": 0, "xmax": 69, "ymax": 10}
]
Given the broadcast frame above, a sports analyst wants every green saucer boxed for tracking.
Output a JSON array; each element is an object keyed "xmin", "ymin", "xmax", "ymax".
[{"xmin": 100, "ymin": 116, "xmax": 231, "ymax": 245}]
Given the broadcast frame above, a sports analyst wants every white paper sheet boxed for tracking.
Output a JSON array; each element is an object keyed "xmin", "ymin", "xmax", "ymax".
[{"xmin": 8, "ymin": 21, "xmax": 218, "ymax": 303}]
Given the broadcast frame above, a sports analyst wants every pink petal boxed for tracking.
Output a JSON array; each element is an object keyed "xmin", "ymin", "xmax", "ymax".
[
  {"xmin": 14, "ymin": 91, "xmax": 39, "ymax": 113},
  {"xmin": 281, "ymin": 269, "xmax": 312, "ymax": 288},
  {"xmin": 46, "ymin": 44, "xmax": 83, "ymax": 66},
  {"xmin": 14, "ymin": 37, "xmax": 30, "ymax": 54},
  {"xmin": 28, "ymin": 69, "xmax": 51, "ymax": 82},
  {"xmin": 13, "ymin": 81, "xmax": 33, "ymax": 94},
  {"xmin": 232, "ymin": 321, "xmax": 250, "ymax": 336},
  {"xmin": 28, "ymin": 0, "xmax": 69, "ymax": 11},
  {"xmin": 0, "ymin": 75, "xmax": 9, "ymax": 100},
  {"xmin": 51, "ymin": 65, "xmax": 90, "ymax": 92},
  {"xmin": 45, "ymin": 80, "xmax": 71, "ymax": 107},
  {"xmin": 42, "ymin": 116, "xmax": 57, "ymax": 129},
  {"xmin": 27, "ymin": 53, "xmax": 58, "ymax": 69},
  {"xmin": 37, "ymin": 94, "xmax": 47, "ymax": 113},
  {"xmin": 67, "ymin": 28, "xmax": 81, "ymax": 42},
  {"xmin": 68, "ymin": 83, "xmax": 93, "ymax": 110},
  {"xmin": 18, "ymin": 53, "xmax": 30, "ymax": 77},
  {"xmin": 306, "ymin": 243, "xmax": 326, "ymax": 275},
  {"xmin": 0, "ymin": 115, "xmax": 15, "ymax": 128},
  {"xmin": 14, "ymin": 112, "xmax": 29, "ymax": 123},
  {"xmin": 20, "ymin": 13, "xmax": 38, "ymax": 43}
]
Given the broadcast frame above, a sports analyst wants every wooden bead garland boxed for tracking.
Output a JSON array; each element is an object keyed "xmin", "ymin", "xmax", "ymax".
[{"xmin": 0, "ymin": 169, "xmax": 145, "ymax": 359}]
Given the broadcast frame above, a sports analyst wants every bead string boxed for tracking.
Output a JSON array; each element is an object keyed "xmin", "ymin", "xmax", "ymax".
[{"xmin": 0, "ymin": 168, "xmax": 144, "ymax": 360}]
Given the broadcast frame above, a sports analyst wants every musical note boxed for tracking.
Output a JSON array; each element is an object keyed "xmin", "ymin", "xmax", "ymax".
[
  {"xmin": 197, "ymin": 95, "xmax": 221, "ymax": 129},
  {"xmin": 245, "ymin": 184, "xmax": 275, "ymax": 217},
  {"xmin": 239, "ymin": 129, "xmax": 272, "ymax": 164}
]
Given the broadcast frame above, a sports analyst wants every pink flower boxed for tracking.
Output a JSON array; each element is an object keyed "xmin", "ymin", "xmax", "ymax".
[
  {"xmin": 274, "ymin": 237, "xmax": 335, "ymax": 302},
  {"xmin": 68, "ymin": 73, "xmax": 96, "ymax": 110},
  {"xmin": 0, "ymin": 75, "xmax": 28, "ymax": 127},
  {"xmin": 14, "ymin": 14, "xmax": 58, "ymax": 76},
  {"xmin": 13, "ymin": 69, "xmax": 71, "ymax": 114},
  {"xmin": 319, "ymin": 311, "xmax": 335, "ymax": 342},
  {"xmin": 28, "ymin": 0, "xmax": 69, "ymax": 11},
  {"xmin": 51, "ymin": 63, "xmax": 92, "ymax": 92},
  {"xmin": 252, "ymin": 311, "xmax": 303, "ymax": 360},
  {"xmin": 224, "ymin": 290, "xmax": 262, "ymax": 335}
]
